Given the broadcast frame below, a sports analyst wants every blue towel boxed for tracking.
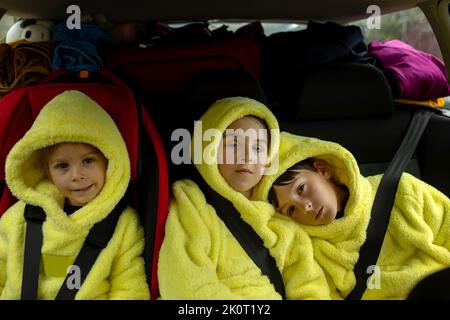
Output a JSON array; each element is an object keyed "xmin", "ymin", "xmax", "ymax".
[{"xmin": 52, "ymin": 22, "xmax": 111, "ymax": 72}]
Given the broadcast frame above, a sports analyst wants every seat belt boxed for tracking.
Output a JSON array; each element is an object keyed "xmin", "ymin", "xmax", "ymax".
[
  {"xmin": 21, "ymin": 205, "xmax": 46, "ymax": 300},
  {"xmin": 21, "ymin": 199, "xmax": 126, "ymax": 300},
  {"xmin": 194, "ymin": 172, "xmax": 286, "ymax": 299},
  {"xmin": 346, "ymin": 109, "xmax": 433, "ymax": 300}
]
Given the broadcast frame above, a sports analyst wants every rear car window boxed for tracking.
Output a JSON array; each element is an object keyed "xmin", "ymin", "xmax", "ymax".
[
  {"xmin": 169, "ymin": 20, "xmax": 307, "ymax": 36},
  {"xmin": 352, "ymin": 6, "xmax": 443, "ymax": 60}
]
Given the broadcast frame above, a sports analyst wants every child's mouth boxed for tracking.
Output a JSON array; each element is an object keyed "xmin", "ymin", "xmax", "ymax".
[
  {"xmin": 73, "ymin": 185, "xmax": 93, "ymax": 192},
  {"xmin": 236, "ymin": 168, "xmax": 253, "ymax": 175},
  {"xmin": 315, "ymin": 207, "xmax": 324, "ymax": 220}
]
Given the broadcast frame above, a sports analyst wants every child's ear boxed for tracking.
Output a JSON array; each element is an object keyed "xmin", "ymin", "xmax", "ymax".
[{"xmin": 313, "ymin": 160, "xmax": 332, "ymax": 179}]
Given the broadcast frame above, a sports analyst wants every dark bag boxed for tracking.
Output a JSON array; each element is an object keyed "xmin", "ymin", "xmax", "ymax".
[
  {"xmin": 264, "ymin": 21, "xmax": 368, "ymax": 108},
  {"xmin": 265, "ymin": 21, "xmax": 367, "ymax": 75}
]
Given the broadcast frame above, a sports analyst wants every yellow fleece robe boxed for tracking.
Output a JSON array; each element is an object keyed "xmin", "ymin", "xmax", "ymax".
[
  {"xmin": 158, "ymin": 97, "xmax": 331, "ymax": 300},
  {"xmin": 253, "ymin": 132, "xmax": 450, "ymax": 300},
  {"xmin": 0, "ymin": 90, "xmax": 149, "ymax": 300}
]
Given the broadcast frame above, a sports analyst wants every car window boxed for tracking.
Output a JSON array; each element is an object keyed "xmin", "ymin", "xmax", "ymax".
[
  {"xmin": 351, "ymin": 6, "xmax": 443, "ymax": 60},
  {"xmin": 169, "ymin": 20, "xmax": 307, "ymax": 36},
  {"xmin": 210, "ymin": 21, "xmax": 307, "ymax": 35}
]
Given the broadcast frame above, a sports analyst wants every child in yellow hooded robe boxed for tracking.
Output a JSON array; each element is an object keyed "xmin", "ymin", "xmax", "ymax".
[
  {"xmin": 253, "ymin": 132, "xmax": 450, "ymax": 299},
  {"xmin": 158, "ymin": 97, "xmax": 331, "ymax": 300},
  {"xmin": 0, "ymin": 90, "xmax": 149, "ymax": 300}
]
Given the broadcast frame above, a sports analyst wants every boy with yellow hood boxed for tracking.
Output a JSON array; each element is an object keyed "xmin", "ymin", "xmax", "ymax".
[
  {"xmin": 253, "ymin": 132, "xmax": 450, "ymax": 299},
  {"xmin": 0, "ymin": 90, "xmax": 149, "ymax": 299},
  {"xmin": 158, "ymin": 97, "xmax": 331, "ymax": 299}
]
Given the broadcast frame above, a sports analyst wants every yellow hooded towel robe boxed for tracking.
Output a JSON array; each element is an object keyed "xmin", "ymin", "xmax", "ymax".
[
  {"xmin": 0, "ymin": 90, "xmax": 149, "ymax": 300},
  {"xmin": 158, "ymin": 97, "xmax": 331, "ymax": 299},
  {"xmin": 253, "ymin": 132, "xmax": 450, "ymax": 299}
]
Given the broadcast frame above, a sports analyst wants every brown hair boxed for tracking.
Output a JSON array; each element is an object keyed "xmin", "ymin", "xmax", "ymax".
[
  {"xmin": 38, "ymin": 145, "xmax": 56, "ymax": 178},
  {"xmin": 247, "ymin": 115, "xmax": 270, "ymax": 149},
  {"xmin": 268, "ymin": 158, "xmax": 317, "ymax": 208}
]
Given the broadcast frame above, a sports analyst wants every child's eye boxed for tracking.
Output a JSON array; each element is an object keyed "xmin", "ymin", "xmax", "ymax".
[
  {"xmin": 254, "ymin": 144, "xmax": 266, "ymax": 153},
  {"xmin": 287, "ymin": 206, "xmax": 295, "ymax": 216},
  {"xmin": 83, "ymin": 158, "xmax": 95, "ymax": 165},
  {"xmin": 297, "ymin": 184, "xmax": 305, "ymax": 194},
  {"xmin": 225, "ymin": 137, "xmax": 238, "ymax": 148},
  {"xmin": 54, "ymin": 163, "xmax": 68, "ymax": 170}
]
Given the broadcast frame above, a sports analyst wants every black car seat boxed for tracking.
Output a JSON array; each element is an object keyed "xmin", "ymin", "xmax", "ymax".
[
  {"xmin": 101, "ymin": 35, "xmax": 265, "ymax": 183},
  {"xmin": 268, "ymin": 62, "xmax": 450, "ymax": 197},
  {"xmin": 169, "ymin": 68, "xmax": 268, "ymax": 183},
  {"xmin": 168, "ymin": 67, "xmax": 288, "ymax": 297}
]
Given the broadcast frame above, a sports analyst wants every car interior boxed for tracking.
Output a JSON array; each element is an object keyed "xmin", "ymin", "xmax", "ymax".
[{"xmin": 1, "ymin": 0, "xmax": 450, "ymax": 300}]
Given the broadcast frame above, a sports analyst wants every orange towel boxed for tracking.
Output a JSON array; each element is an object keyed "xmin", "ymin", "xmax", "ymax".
[{"xmin": 395, "ymin": 98, "xmax": 445, "ymax": 109}]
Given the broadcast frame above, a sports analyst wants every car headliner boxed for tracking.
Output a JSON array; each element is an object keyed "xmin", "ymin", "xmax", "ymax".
[{"xmin": 0, "ymin": 0, "xmax": 428, "ymax": 23}]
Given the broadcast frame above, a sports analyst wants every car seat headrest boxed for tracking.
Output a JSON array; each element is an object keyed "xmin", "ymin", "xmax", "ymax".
[
  {"xmin": 184, "ymin": 69, "xmax": 267, "ymax": 123},
  {"xmin": 295, "ymin": 63, "xmax": 393, "ymax": 120},
  {"xmin": 166, "ymin": 69, "xmax": 268, "ymax": 183}
]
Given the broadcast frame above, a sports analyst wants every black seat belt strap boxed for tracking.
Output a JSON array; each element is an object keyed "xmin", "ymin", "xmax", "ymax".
[
  {"xmin": 21, "ymin": 205, "xmax": 46, "ymax": 300},
  {"xmin": 21, "ymin": 199, "xmax": 126, "ymax": 300},
  {"xmin": 56, "ymin": 199, "xmax": 126, "ymax": 300},
  {"xmin": 346, "ymin": 109, "xmax": 433, "ymax": 300},
  {"xmin": 195, "ymin": 174, "xmax": 286, "ymax": 299}
]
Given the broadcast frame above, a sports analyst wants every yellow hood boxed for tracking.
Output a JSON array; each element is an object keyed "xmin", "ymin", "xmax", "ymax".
[
  {"xmin": 5, "ymin": 90, "xmax": 130, "ymax": 233},
  {"xmin": 253, "ymin": 132, "xmax": 374, "ymax": 296},
  {"xmin": 254, "ymin": 131, "xmax": 370, "ymax": 226},
  {"xmin": 253, "ymin": 132, "xmax": 450, "ymax": 299},
  {"xmin": 192, "ymin": 97, "xmax": 280, "ymax": 202},
  {"xmin": 159, "ymin": 98, "xmax": 332, "ymax": 299}
]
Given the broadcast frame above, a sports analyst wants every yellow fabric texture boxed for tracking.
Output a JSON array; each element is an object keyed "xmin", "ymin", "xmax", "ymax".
[
  {"xmin": 253, "ymin": 132, "xmax": 450, "ymax": 299},
  {"xmin": 0, "ymin": 90, "xmax": 149, "ymax": 300},
  {"xmin": 394, "ymin": 98, "xmax": 445, "ymax": 109},
  {"xmin": 158, "ymin": 97, "xmax": 330, "ymax": 299},
  {"xmin": 41, "ymin": 254, "xmax": 76, "ymax": 278}
]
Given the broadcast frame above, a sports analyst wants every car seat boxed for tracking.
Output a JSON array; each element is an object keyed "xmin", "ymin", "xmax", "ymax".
[
  {"xmin": 101, "ymin": 35, "xmax": 264, "ymax": 183},
  {"xmin": 0, "ymin": 69, "xmax": 168, "ymax": 299},
  {"xmin": 266, "ymin": 62, "xmax": 450, "ymax": 197},
  {"xmin": 166, "ymin": 68, "xmax": 268, "ymax": 182}
]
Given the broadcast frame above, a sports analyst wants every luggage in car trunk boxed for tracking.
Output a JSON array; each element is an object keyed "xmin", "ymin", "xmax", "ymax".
[
  {"xmin": 102, "ymin": 36, "xmax": 262, "ymax": 105},
  {"xmin": 101, "ymin": 36, "xmax": 263, "ymax": 182}
]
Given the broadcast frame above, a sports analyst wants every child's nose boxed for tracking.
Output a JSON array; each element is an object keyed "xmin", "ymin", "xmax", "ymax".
[
  {"xmin": 244, "ymin": 144, "xmax": 252, "ymax": 163},
  {"xmin": 236, "ymin": 141, "xmax": 251, "ymax": 164},
  {"xmin": 298, "ymin": 198, "xmax": 313, "ymax": 214},
  {"xmin": 242, "ymin": 142, "xmax": 258, "ymax": 164},
  {"xmin": 71, "ymin": 166, "xmax": 85, "ymax": 181}
]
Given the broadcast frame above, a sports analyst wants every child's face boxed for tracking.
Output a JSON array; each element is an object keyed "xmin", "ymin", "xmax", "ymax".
[
  {"xmin": 47, "ymin": 143, "xmax": 108, "ymax": 206},
  {"xmin": 217, "ymin": 116, "xmax": 268, "ymax": 198},
  {"xmin": 272, "ymin": 162, "xmax": 340, "ymax": 225}
]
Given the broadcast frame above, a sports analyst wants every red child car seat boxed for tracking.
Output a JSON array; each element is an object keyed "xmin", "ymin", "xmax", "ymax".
[
  {"xmin": 101, "ymin": 35, "xmax": 263, "ymax": 183},
  {"xmin": 0, "ymin": 68, "xmax": 168, "ymax": 299}
]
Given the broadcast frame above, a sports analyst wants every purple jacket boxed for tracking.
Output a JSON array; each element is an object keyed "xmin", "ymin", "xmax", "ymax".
[{"xmin": 367, "ymin": 40, "xmax": 450, "ymax": 100}]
